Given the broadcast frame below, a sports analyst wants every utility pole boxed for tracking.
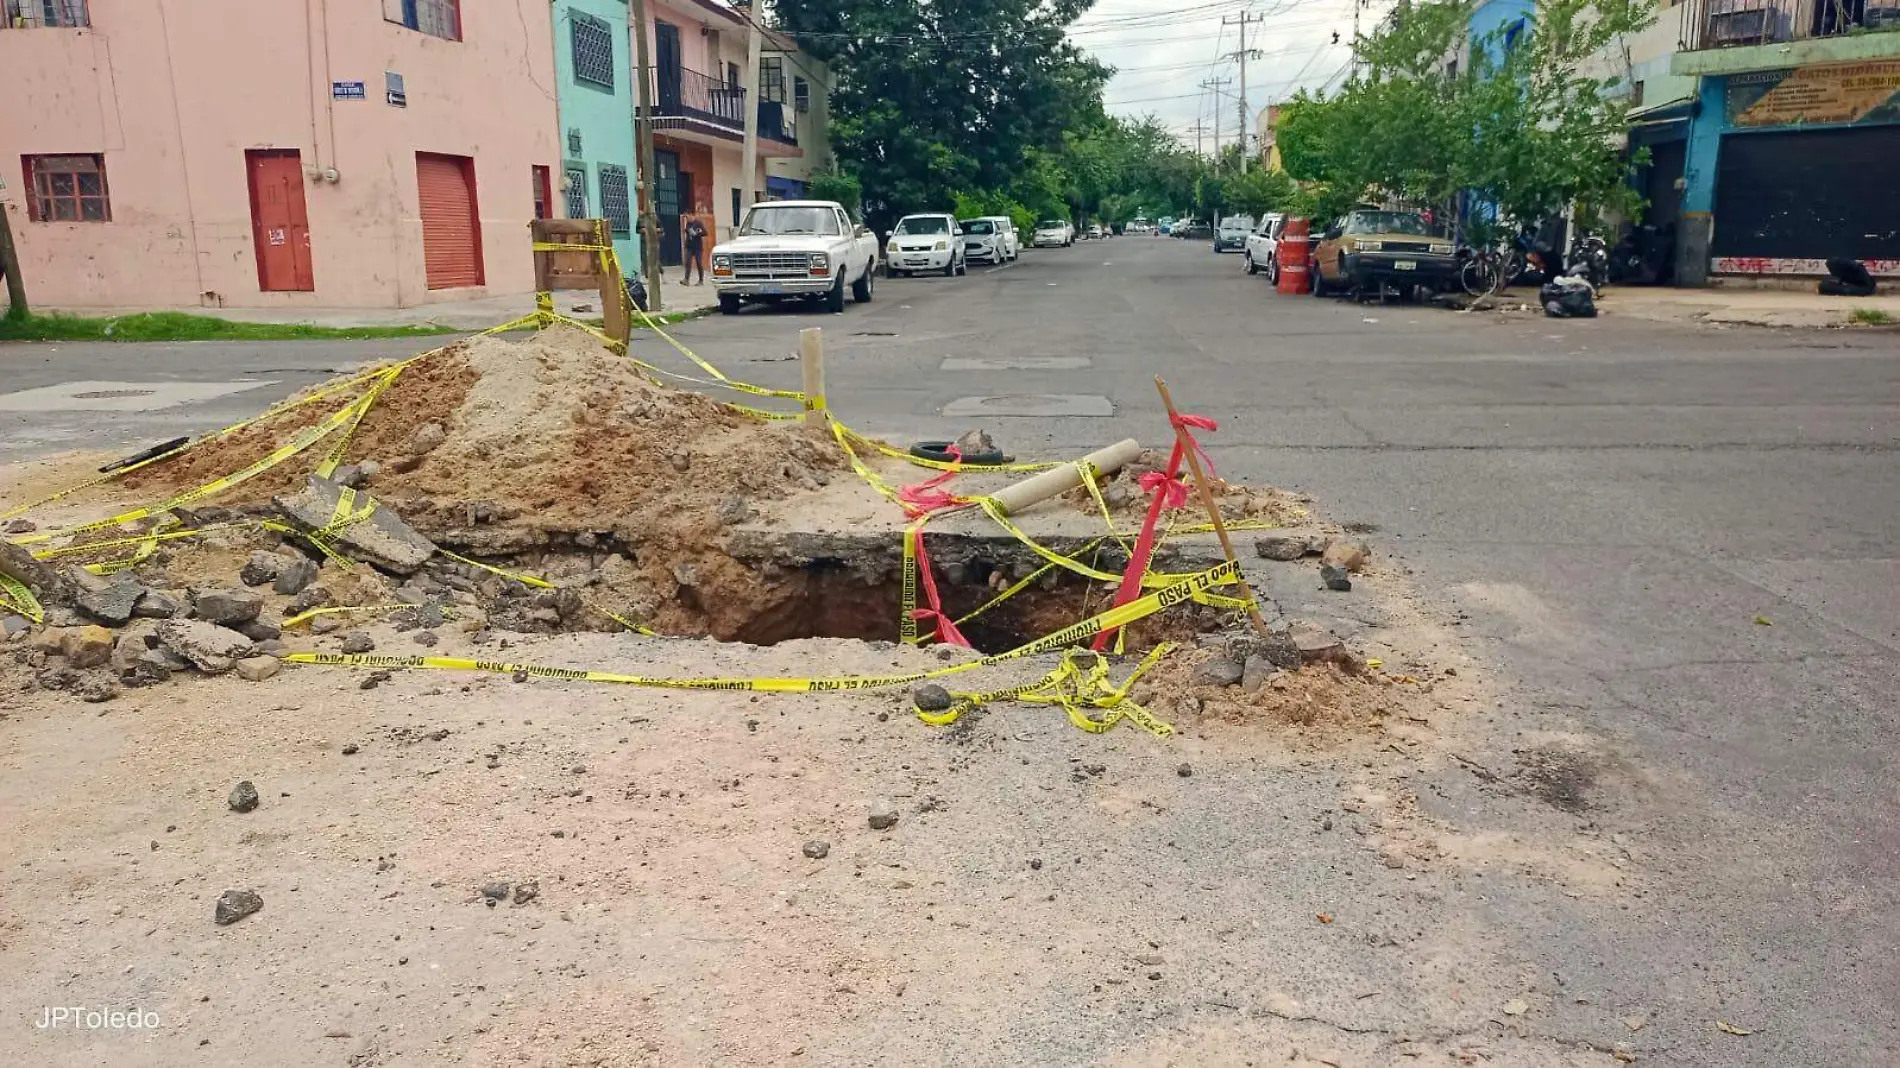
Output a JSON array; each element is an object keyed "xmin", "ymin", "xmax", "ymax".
[
  {"xmin": 1222, "ymin": 13, "xmax": 1262, "ymax": 173},
  {"xmin": 629, "ymin": 0, "xmax": 664, "ymax": 311},
  {"xmin": 1185, "ymin": 122, "xmax": 1210, "ymax": 159},
  {"xmin": 0, "ymin": 195, "xmax": 25, "ymax": 317},
  {"xmin": 1200, "ymin": 76, "xmax": 1231, "ymax": 167},
  {"xmin": 738, "ymin": 4, "xmax": 763, "ymax": 229}
]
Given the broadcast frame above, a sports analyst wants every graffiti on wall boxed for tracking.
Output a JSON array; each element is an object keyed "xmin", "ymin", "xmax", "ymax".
[
  {"xmin": 1714, "ymin": 256, "xmax": 1900, "ymax": 277},
  {"xmin": 1727, "ymin": 60, "xmax": 1900, "ymax": 128}
]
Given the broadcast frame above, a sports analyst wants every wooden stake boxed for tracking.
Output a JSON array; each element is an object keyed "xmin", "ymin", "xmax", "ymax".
[
  {"xmin": 799, "ymin": 327, "xmax": 827, "ymax": 424},
  {"xmin": 1154, "ymin": 376, "xmax": 1272, "ymax": 637}
]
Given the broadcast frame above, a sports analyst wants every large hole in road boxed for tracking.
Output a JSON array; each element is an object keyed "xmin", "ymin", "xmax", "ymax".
[{"xmin": 430, "ymin": 528, "xmax": 1231, "ymax": 656}]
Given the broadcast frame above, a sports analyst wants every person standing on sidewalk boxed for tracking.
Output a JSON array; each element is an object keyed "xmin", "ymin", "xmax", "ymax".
[{"xmin": 682, "ymin": 203, "xmax": 710, "ymax": 285}]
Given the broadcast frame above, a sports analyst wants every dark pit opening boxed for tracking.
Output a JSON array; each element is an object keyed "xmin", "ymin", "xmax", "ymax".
[{"xmin": 727, "ymin": 563, "xmax": 1227, "ymax": 655}]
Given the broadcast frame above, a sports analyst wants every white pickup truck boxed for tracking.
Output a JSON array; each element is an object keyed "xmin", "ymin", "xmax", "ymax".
[{"xmin": 710, "ymin": 200, "xmax": 879, "ymax": 315}]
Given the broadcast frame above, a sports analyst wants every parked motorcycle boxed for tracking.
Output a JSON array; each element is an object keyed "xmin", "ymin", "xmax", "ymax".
[
  {"xmin": 1608, "ymin": 223, "xmax": 1675, "ymax": 286},
  {"xmin": 1564, "ymin": 231, "xmax": 1610, "ymax": 290}
]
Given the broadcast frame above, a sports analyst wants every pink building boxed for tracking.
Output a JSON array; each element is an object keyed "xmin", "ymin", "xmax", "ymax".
[
  {"xmin": 0, "ymin": 0, "xmax": 560, "ymax": 310},
  {"xmin": 640, "ymin": 0, "xmax": 796, "ymax": 266}
]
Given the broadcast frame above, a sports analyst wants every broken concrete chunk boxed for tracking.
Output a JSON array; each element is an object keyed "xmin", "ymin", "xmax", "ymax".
[
  {"xmin": 272, "ymin": 475, "xmax": 437, "ymax": 575},
  {"xmin": 1320, "ymin": 564, "xmax": 1353, "ymax": 592},
  {"xmin": 715, "ymin": 495, "xmax": 753, "ymax": 526},
  {"xmin": 133, "ymin": 588, "xmax": 182, "ymax": 619},
  {"xmin": 238, "ymin": 551, "xmax": 286, "ymax": 587},
  {"xmin": 214, "ymin": 889, "xmax": 263, "ymax": 926},
  {"xmin": 191, "ymin": 587, "xmax": 264, "ymax": 626},
  {"xmin": 1193, "ymin": 658, "xmax": 1244, "ymax": 687},
  {"xmin": 1320, "ymin": 539, "xmax": 1370, "ymax": 573},
  {"xmin": 228, "ymin": 780, "xmax": 260, "ymax": 812},
  {"xmin": 62, "ymin": 625, "xmax": 116, "ymax": 669},
  {"xmin": 271, "ymin": 556, "xmax": 320, "ymax": 596},
  {"xmin": 77, "ymin": 575, "xmax": 149, "ymax": 626},
  {"xmin": 1255, "ymin": 534, "xmax": 1318, "ymax": 562},
  {"xmin": 912, "ymin": 683, "xmax": 955, "ymax": 711},
  {"xmin": 340, "ymin": 632, "xmax": 375, "ymax": 655},
  {"xmin": 235, "ymin": 656, "xmax": 282, "ymax": 682},
  {"xmin": 868, "ymin": 800, "xmax": 900, "ymax": 830},
  {"xmin": 1, "ymin": 538, "xmax": 67, "ymax": 605},
  {"xmin": 156, "ymin": 619, "xmax": 257, "ymax": 674}
]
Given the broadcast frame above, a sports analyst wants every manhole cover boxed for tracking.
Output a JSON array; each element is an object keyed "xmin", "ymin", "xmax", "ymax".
[
  {"xmin": 72, "ymin": 389, "xmax": 156, "ymax": 400},
  {"xmin": 941, "ymin": 394, "xmax": 1113, "ymax": 417}
]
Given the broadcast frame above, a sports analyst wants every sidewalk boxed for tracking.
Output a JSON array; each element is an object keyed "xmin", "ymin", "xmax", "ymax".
[
  {"xmin": 43, "ymin": 275, "xmax": 721, "ymax": 331},
  {"xmin": 1596, "ymin": 286, "xmax": 1900, "ymax": 329}
]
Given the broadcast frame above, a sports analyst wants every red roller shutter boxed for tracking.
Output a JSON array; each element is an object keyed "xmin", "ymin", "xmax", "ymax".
[{"xmin": 416, "ymin": 152, "xmax": 484, "ymax": 289}]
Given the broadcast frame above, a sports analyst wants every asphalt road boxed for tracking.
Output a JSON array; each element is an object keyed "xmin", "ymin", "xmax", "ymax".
[{"xmin": 5, "ymin": 238, "xmax": 1898, "ymax": 1064}]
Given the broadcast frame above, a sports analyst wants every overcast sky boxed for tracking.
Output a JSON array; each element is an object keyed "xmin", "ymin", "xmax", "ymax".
[{"xmin": 1071, "ymin": 0, "xmax": 1370, "ymax": 156}]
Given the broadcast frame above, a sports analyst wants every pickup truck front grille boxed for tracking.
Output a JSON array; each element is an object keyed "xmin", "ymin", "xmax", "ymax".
[
  {"xmin": 1382, "ymin": 240, "xmax": 1440, "ymax": 255},
  {"xmin": 730, "ymin": 251, "xmax": 813, "ymax": 279}
]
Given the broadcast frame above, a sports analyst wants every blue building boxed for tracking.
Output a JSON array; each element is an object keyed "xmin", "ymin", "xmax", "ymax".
[
  {"xmin": 1670, "ymin": 0, "xmax": 1900, "ymax": 285},
  {"xmin": 552, "ymin": 0, "xmax": 642, "ymax": 273}
]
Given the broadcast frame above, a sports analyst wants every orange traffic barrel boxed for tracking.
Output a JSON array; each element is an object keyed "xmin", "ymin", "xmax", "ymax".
[{"xmin": 1276, "ymin": 217, "xmax": 1310, "ymax": 295}]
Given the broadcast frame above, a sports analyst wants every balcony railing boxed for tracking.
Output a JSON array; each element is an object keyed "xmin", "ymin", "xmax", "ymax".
[
  {"xmin": 3, "ymin": 0, "xmax": 89, "ymax": 28},
  {"xmin": 1681, "ymin": 0, "xmax": 1900, "ymax": 50},
  {"xmin": 642, "ymin": 66, "xmax": 746, "ymax": 135},
  {"xmin": 758, "ymin": 101, "xmax": 799, "ymax": 146}
]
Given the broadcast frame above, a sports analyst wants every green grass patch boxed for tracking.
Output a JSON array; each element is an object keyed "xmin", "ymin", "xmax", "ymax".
[
  {"xmin": 0, "ymin": 310, "xmax": 463, "ymax": 343},
  {"xmin": 1847, "ymin": 307, "xmax": 1895, "ymax": 326}
]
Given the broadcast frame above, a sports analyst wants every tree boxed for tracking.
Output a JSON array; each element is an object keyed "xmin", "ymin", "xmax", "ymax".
[
  {"xmin": 808, "ymin": 172, "xmax": 863, "ymax": 219},
  {"xmin": 1278, "ymin": 0, "xmax": 1652, "ymax": 264},
  {"xmin": 772, "ymin": 0, "xmax": 1108, "ymax": 231},
  {"xmin": 1224, "ymin": 167, "xmax": 1297, "ymax": 218}
]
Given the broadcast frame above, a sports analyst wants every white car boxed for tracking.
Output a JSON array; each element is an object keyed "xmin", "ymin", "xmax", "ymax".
[
  {"xmin": 710, "ymin": 200, "xmax": 880, "ymax": 315},
  {"xmin": 1244, "ymin": 213, "xmax": 1287, "ymax": 280},
  {"xmin": 960, "ymin": 216, "xmax": 1019, "ymax": 264},
  {"xmin": 1033, "ymin": 219, "xmax": 1073, "ymax": 248},
  {"xmin": 1213, "ymin": 215, "xmax": 1254, "ymax": 253},
  {"xmin": 1085, "ymin": 224, "xmax": 1104, "ymax": 240},
  {"xmin": 885, "ymin": 213, "xmax": 966, "ymax": 277}
]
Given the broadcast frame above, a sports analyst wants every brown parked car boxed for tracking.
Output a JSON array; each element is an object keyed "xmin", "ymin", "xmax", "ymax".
[{"xmin": 1310, "ymin": 209, "xmax": 1458, "ymax": 298}]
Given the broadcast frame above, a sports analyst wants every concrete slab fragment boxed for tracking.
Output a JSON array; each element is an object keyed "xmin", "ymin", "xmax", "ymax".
[
  {"xmin": 941, "ymin": 394, "xmax": 1114, "ymax": 417},
  {"xmin": 273, "ymin": 475, "xmax": 437, "ymax": 575}
]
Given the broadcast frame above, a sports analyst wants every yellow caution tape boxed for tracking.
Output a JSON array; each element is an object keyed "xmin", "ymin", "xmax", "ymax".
[
  {"xmin": 899, "ymin": 521, "xmax": 922, "ymax": 645},
  {"xmin": 287, "ymin": 559, "xmax": 1237, "ymax": 697},
  {"xmin": 10, "ymin": 386, "xmax": 388, "ymax": 548},
  {"xmin": 916, "ymin": 643, "xmax": 1178, "ymax": 736},
  {"xmin": 0, "ymin": 567, "xmax": 44, "ymax": 624}
]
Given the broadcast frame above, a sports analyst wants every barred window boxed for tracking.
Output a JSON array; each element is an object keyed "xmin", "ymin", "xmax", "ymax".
[
  {"xmin": 7, "ymin": 0, "xmax": 89, "ymax": 27},
  {"xmin": 598, "ymin": 164, "xmax": 631, "ymax": 236},
  {"xmin": 23, "ymin": 154, "xmax": 110, "ymax": 222},
  {"xmin": 761, "ymin": 56, "xmax": 786, "ymax": 103},
  {"xmin": 571, "ymin": 13, "xmax": 614, "ymax": 89},
  {"xmin": 564, "ymin": 166, "xmax": 588, "ymax": 220},
  {"xmin": 793, "ymin": 76, "xmax": 811, "ymax": 113}
]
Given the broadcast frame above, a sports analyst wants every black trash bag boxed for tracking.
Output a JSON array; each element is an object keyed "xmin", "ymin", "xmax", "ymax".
[
  {"xmin": 1540, "ymin": 277, "xmax": 1597, "ymax": 318},
  {"xmin": 1821, "ymin": 259, "xmax": 1877, "ymax": 296},
  {"xmin": 624, "ymin": 274, "xmax": 650, "ymax": 313}
]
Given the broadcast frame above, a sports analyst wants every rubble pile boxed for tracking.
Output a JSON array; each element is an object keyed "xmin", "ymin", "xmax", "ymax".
[{"xmin": 3, "ymin": 323, "xmax": 1410, "ymax": 735}]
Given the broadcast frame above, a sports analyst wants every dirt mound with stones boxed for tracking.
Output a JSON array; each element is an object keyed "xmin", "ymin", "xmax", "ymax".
[
  {"xmin": 128, "ymin": 325, "xmax": 845, "ymax": 549},
  {"xmin": 1060, "ymin": 449, "xmax": 1309, "ymax": 527}
]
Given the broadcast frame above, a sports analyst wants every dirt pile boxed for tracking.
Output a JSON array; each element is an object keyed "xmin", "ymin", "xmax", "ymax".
[
  {"xmin": 130, "ymin": 325, "xmax": 845, "ymax": 551},
  {"xmin": 1132, "ymin": 639, "xmax": 1419, "ymax": 734},
  {"xmin": 1060, "ymin": 448, "xmax": 1309, "ymax": 526}
]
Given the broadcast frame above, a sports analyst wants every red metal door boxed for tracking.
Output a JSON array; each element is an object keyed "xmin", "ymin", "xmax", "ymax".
[
  {"xmin": 246, "ymin": 150, "xmax": 314, "ymax": 292},
  {"xmin": 416, "ymin": 152, "xmax": 484, "ymax": 289}
]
